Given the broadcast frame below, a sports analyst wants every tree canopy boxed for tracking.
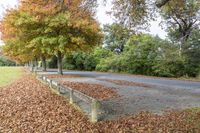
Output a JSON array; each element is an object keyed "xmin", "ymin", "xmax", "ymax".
[
  {"xmin": 0, "ymin": 0, "xmax": 102, "ymax": 74},
  {"xmin": 103, "ymin": 23, "xmax": 131, "ymax": 53}
]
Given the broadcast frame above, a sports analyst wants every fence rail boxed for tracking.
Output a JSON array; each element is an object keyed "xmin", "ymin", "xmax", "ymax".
[{"xmin": 39, "ymin": 75, "xmax": 100, "ymax": 123}]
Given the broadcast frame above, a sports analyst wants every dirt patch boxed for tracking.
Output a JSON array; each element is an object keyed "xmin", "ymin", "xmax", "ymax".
[
  {"xmin": 44, "ymin": 74, "xmax": 81, "ymax": 79},
  {"xmin": 0, "ymin": 74, "xmax": 200, "ymax": 132},
  {"xmin": 60, "ymin": 81, "xmax": 119, "ymax": 100},
  {"xmin": 98, "ymin": 79, "xmax": 151, "ymax": 88}
]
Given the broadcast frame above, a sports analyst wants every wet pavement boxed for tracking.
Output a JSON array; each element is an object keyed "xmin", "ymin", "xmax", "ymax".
[{"xmin": 37, "ymin": 69, "xmax": 200, "ymax": 120}]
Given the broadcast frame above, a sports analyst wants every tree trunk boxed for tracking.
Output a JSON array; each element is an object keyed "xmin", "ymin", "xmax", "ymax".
[
  {"xmin": 33, "ymin": 58, "xmax": 38, "ymax": 73},
  {"xmin": 34, "ymin": 58, "xmax": 38, "ymax": 71},
  {"xmin": 31, "ymin": 60, "xmax": 34, "ymax": 72},
  {"xmin": 35, "ymin": 58, "xmax": 38, "ymax": 68},
  {"xmin": 28, "ymin": 61, "xmax": 31, "ymax": 67},
  {"xmin": 57, "ymin": 51, "xmax": 63, "ymax": 75},
  {"xmin": 41, "ymin": 56, "xmax": 47, "ymax": 72},
  {"xmin": 156, "ymin": 0, "xmax": 171, "ymax": 8}
]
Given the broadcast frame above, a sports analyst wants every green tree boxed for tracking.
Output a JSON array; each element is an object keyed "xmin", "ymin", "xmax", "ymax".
[
  {"xmin": 96, "ymin": 34, "xmax": 166, "ymax": 75},
  {"xmin": 103, "ymin": 23, "xmax": 131, "ymax": 53},
  {"xmin": 0, "ymin": 56, "xmax": 16, "ymax": 66},
  {"xmin": 183, "ymin": 29, "xmax": 200, "ymax": 77},
  {"xmin": 110, "ymin": 0, "xmax": 154, "ymax": 30},
  {"xmin": 62, "ymin": 47, "xmax": 113, "ymax": 71},
  {"xmin": 153, "ymin": 42, "xmax": 186, "ymax": 77},
  {"xmin": 159, "ymin": 0, "xmax": 200, "ymax": 55},
  {"xmin": 124, "ymin": 34, "xmax": 164, "ymax": 75}
]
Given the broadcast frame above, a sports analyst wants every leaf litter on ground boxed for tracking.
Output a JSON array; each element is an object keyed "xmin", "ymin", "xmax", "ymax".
[{"xmin": 0, "ymin": 74, "xmax": 200, "ymax": 133}]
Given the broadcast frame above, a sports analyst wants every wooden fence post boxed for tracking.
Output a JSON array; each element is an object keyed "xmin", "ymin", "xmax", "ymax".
[
  {"xmin": 57, "ymin": 83, "xmax": 60, "ymax": 92},
  {"xmin": 91, "ymin": 99, "xmax": 99, "ymax": 123},
  {"xmin": 50, "ymin": 80, "xmax": 52, "ymax": 88},
  {"xmin": 44, "ymin": 77, "xmax": 47, "ymax": 83},
  {"xmin": 70, "ymin": 89, "xmax": 74, "ymax": 104},
  {"xmin": 34, "ymin": 68, "xmax": 37, "ymax": 75}
]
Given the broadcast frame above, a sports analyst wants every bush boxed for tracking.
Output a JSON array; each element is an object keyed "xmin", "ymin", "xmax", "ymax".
[
  {"xmin": 182, "ymin": 29, "xmax": 200, "ymax": 77},
  {"xmin": 62, "ymin": 47, "xmax": 113, "ymax": 71},
  {"xmin": 153, "ymin": 58, "xmax": 186, "ymax": 77},
  {"xmin": 62, "ymin": 54, "xmax": 75, "ymax": 70},
  {"xmin": 96, "ymin": 34, "xmax": 164, "ymax": 75},
  {"xmin": 96, "ymin": 34, "xmax": 191, "ymax": 77},
  {"xmin": 95, "ymin": 53, "xmax": 127, "ymax": 72},
  {"xmin": 61, "ymin": 33, "xmax": 200, "ymax": 78},
  {"xmin": 47, "ymin": 56, "xmax": 57, "ymax": 68},
  {"xmin": 83, "ymin": 55, "xmax": 97, "ymax": 71},
  {"xmin": 0, "ymin": 56, "xmax": 16, "ymax": 66}
]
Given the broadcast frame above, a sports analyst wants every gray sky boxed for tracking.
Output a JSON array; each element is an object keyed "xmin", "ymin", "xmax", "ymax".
[
  {"xmin": 96, "ymin": 0, "xmax": 167, "ymax": 38},
  {"xmin": 0, "ymin": 0, "xmax": 18, "ymax": 19},
  {"xmin": 0, "ymin": 0, "xmax": 167, "ymax": 45}
]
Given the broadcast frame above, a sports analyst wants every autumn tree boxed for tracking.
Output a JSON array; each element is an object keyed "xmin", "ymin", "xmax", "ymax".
[
  {"xmin": 0, "ymin": 9, "xmax": 33, "ymax": 64},
  {"xmin": 0, "ymin": 7, "xmax": 48, "ymax": 72},
  {"xmin": 0, "ymin": 0, "xmax": 102, "ymax": 74}
]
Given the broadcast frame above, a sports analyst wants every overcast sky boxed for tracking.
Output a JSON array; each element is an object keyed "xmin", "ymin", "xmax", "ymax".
[{"xmin": 0, "ymin": 0, "xmax": 167, "ymax": 45}]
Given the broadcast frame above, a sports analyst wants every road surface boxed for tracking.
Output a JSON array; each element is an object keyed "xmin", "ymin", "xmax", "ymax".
[{"xmin": 37, "ymin": 69, "xmax": 200, "ymax": 120}]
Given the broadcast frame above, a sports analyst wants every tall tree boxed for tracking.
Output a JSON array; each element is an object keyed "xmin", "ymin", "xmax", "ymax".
[
  {"xmin": 0, "ymin": 7, "xmax": 50, "ymax": 71},
  {"xmin": 183, "ymin": 28, "xmax": 200, "ymax": 76},
  {"xmin": 103, "ymin": 23, "xmax": 131, "ymax": 53},
  {"xmin": 110, "ymin": 0, "xmax": 155, "ymax": 30},
  {"xmin": 2, "ymin": 0, "xmax": 102, "ymax": 74},
  {"xmin": 159, "ymin": 0, "xmax": 200, "ymax": 55},
  {"xmin": 0, "ymin": 9, "xmax": 33, "ymax": 64}
]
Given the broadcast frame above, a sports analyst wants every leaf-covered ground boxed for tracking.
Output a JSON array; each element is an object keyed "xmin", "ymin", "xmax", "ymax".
[
  {"xmin": 60, "ymin": 81, "xmax": 119, "ymax": 100},
  {"xmin": 0, "ymin": 74, "xmax": 200, "ymax": 133},
  {"xmin": 44, "ymin": 74, "xmax": 81, "ymax": 79}
]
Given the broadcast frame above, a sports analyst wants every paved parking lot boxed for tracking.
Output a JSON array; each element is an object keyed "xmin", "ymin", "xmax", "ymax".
[{"xmin": 38, "ymin": 69, "xmax": 200, "ymax": 120}]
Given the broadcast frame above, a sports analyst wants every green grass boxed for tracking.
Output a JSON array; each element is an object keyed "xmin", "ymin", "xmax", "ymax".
[
  {"xmin": 0, "ymin": 67, "xmax": 23, "ymax": 87},
  {"xmin": 178, "ymin": 75, "xmax": 200, "ymax": 82}
]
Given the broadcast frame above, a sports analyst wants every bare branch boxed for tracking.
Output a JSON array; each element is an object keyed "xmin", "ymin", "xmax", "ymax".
[{"xmin": 156, "ymin": 0, "xmax": 171, "ymax": 8}]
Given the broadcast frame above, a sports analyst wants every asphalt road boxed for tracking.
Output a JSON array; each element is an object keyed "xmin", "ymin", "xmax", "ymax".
[
  {"xmin": 38, "ymin": 69, "xmax": 200, "ymax": 120},
  {"xmin": 40, "ymin": 69, "xmax": 200, "ymax": 89}
]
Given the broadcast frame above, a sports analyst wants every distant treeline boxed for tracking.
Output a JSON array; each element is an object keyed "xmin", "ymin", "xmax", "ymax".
[
  {"xmin": 0, "ymin": 56, "xmax": 16, "ymax": 66},
  {"xmin": 46, "ymin": 33, "xmax": 200, "ymax": 78}
]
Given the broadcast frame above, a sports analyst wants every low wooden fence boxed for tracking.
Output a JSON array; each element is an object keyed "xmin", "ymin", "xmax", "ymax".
[{"xmin": 39, "ymin": 75, "xmax": 101, "ymax": 123}]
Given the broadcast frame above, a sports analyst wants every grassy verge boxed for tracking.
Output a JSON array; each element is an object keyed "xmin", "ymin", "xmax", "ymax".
[
  {"xmin": 178, "ymin": 76, "xmax": 200, "ymax": 82},
  {"xmin": 0, "ymin": 67, "xmax": 23, "ymax": 87}
]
